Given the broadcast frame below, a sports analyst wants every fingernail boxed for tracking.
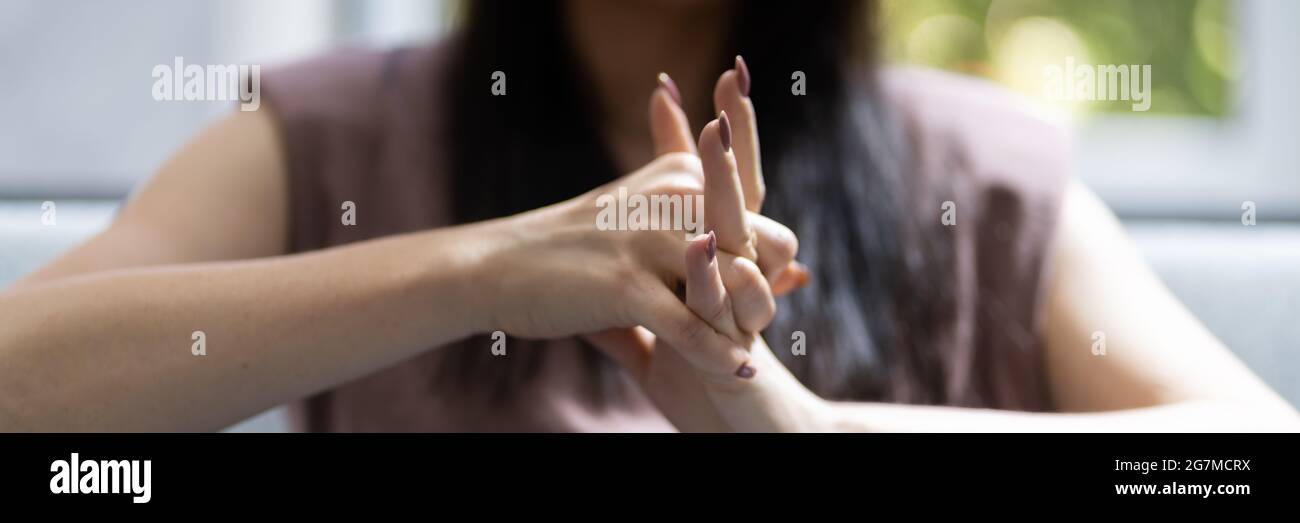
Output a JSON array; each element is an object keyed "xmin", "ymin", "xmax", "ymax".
[
  {"xmin": 735, "ymin": 55, "xmax": 750, "ymax": 96},
  {"xmin": 657, "ymin": 72, "xmax": 682, "ymax": 106},
  {"xmin": 706, "ymin": 230, "xmax": 717, "ymax": 261},
  {"xmin": 793, "ymin": 261, "xmax": 810, "ymax": 287},
  {"xmin": 718, "ymin": 111, "xmax": 732, "ymax": 151},
  {"xmin": 735, "ymin": 363, "xmax": 757, "ymax": 379}
]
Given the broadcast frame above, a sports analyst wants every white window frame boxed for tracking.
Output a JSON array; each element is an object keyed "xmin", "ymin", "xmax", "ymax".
[{"xmin": 1075, "ymin": 0, "xmax": 1300, "ymax": 220}]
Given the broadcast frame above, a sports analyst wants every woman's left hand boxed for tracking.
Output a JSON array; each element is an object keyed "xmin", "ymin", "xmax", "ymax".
[
  {"xmin": 667, "ymin": 235, "xmax": 831, "ymax": 432},
  {"xmin": 595, "ymin": 59, "xmax": 832, "ymax": 432}
]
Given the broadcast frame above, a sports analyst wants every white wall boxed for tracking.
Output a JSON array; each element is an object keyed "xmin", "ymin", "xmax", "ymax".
[
  {"xmin": 0, "ymin": 0, "xmax": 224, "ymax": 196},
  {"xmin": 0, "ymin": 0, "xmax": 445, "ymax": 198}
]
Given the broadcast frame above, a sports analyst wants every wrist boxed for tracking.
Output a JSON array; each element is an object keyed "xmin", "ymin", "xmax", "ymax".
[
  {"xmin": 413, "ymin": 220, "xmax": 507, "ymax": 338},
  {"xmin": 452, "ymin": 208, "xmax": 559, "ymax": 336},
  {"xmin": 720, "ymin": 343, "xmax": 838, "ymax": 432},
  {"xmin": 801, "ymin": 394, "xmax": 837, "ymax": 432}
]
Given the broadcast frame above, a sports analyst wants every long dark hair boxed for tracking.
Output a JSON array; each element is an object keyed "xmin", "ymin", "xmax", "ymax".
[{"xmin": 440, "ymin": 0, "xmax": 957, "ymax": 404}]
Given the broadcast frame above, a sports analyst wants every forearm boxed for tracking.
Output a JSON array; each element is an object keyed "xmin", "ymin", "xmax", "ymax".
[
  {"xmin": 826, "ymin": 399, "xmax": 1300, "ymax": 433},
  {"xmin": 0, "ymin": 224, "xmax": 493, "ymax": 431}
]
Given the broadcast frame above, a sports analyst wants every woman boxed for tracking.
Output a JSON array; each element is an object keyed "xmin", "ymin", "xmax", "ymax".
[{"xmin": 0, "ymin": 0, "xmax": 1294, "ymax": 431}]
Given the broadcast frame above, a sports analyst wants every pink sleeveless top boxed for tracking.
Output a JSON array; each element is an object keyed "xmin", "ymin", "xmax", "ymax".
[{"xmin": 262, "ymin": 43, "xmax": 1070, "ymax": 432}]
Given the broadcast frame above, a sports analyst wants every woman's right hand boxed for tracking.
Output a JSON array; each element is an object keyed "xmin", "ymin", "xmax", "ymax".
[{"xmin": 468, "ymin": 75, "xmax": 804, "ymax": 374}]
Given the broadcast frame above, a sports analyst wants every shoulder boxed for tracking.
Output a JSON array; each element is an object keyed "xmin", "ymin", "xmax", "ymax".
[
  {"xmin": 877, "ymin": 66, "xmax": 1072, "ymax": 253},
  {"xmin": 260, "ymin": 41, "xmax": 455, "ymax": 135},
  {"xmin": 258, "ymin": 41, "xmax": 459, "ymax": 250},
  {"xmin": 878, "ymin": 66, "xmax": 1071, "ymax": 204}
]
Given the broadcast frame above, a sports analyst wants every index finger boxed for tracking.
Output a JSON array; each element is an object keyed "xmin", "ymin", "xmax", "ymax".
[
  {"xmin": 699, "ymin": 112, "xmax": 756, "ymax": 260},
  {"xmin": 714, "ymin": 56, "xmax": 764, "ymax": 212}
]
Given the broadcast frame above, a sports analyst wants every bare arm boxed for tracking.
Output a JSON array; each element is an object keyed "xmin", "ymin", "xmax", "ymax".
[
  {"xmin": 0, "ymin": 109, "xmax": 490, "ymax": 431},
  {"xmin": 655, "ymin": 177, "xmax": 1299, "ymax": 432},
  {"xmin": 824, "ymin": 180, "xmax": 1299, "ymax": 432},
  {"xmin": 0, "ymin": 96, "xmax": 781, "ymax": 432}
]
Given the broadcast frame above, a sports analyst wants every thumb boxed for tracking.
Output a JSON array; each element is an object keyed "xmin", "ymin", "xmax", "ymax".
[{"xmin": 650, "ymin": 72, "xmax": 696, "ymax": 156}]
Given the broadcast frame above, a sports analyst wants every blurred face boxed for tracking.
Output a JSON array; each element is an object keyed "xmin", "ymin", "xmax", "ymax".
[{"xmin": 565, "ymin": 0, "xmax": 728, "ymax": 19}]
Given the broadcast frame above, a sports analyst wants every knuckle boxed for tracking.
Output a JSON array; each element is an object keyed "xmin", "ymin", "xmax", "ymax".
[
  {"xmin": 678, "ymin": 314, "xmax": 713, "ymax": 350},
  {"xmin": 742, "ymin": 230, "xmax": 761, "ymax": 261},
  {"xmin": 731, "ymin": 258, "xmax": 775, "ymax": 323},
  {"xmin": 702, "ymin": 295, "xmax": 732, "ymax": 327},
  {"xmin": 774, "ymin": 226, "xmax": 798, "ymax": 261},
  {"xmin": 758, "ymin": 221, "xmax": 797, "ymax": 263},
  {"xmin": 612, "ymin": 272, "xmax": 638, "ymax": 304},
  {"xmin": 731, "ymin": 256, "xmax": 764, "ymax": 288},
  {"xmin": 616, "ymin": 267, "xmax": 653, "ymax": 301}
]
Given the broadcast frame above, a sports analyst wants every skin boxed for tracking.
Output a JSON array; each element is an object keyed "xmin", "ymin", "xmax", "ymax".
[
  {"xmin": 1, "ymin": 1, "xmax": 1296, "ymax": 431},
  {"xmin": 638, "ymin": 35, "xmax": 1300, "ymax": 433},
  {"xmin": 0, "ymin": 90, "xmax": 794, "ymax": 431}
]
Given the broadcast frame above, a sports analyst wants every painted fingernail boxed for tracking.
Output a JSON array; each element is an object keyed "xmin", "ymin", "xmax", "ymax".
[
  {"xmin": 706, "ymin": 230, "xmax": 717, "ymax": 261},
  {"xmin": 736, "ymin": 363, "xmax": 757, "ymax": 379},
  {"xmin": 735, "ymin": 55, "xmax": 750, "ymax": 96},
  {"xmin": 657, "ymin": 72, "xmax": 682, "ymax": 106},
  {"xmin": 718, "ymin": 111, "xmax": 732, "ymax": 151}
]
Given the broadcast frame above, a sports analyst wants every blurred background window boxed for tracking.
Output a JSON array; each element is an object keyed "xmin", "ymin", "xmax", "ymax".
[
  {"xmin": 0, "ymin": 0, "xmax": 452, "ymax": 198},
  {"xmin": 881, "ymin": 0, "xmax": 1300, "ymax": 220},
  {"xmin": 882, "ymin": 0, "xmax": 1235, "ymax": 117},
  {"xmin": 2, "ymin": 0, "xmax": 1294, "ymax": 218}
]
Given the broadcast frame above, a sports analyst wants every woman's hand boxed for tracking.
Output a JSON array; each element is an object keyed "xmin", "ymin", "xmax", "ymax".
[
  {"xmin": 602, "ymin": 58, "xmax": 830, "ymax": 431},
  {"xmin": 467, "ymin": 71, "xmax": 805, "ymax": 376},
  {"xmin": 679, "ymin": 234, "xmax": 831, "ymax": 432}
]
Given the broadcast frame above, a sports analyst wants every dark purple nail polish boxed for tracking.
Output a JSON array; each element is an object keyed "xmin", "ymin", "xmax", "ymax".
[
  {"xmin": 735, "ymin": 55, "xmax": 750, "ymax": 96},
  {"xmin": 706, "ymin": 230, "xmax": 717, "ymax": 261},
  {"xmin": 657, "ymin": 72, "xmax": 682, "ymax": 106},
  {"xmin": 718, "ymin": 111, "xmax": 732, "ymax": 151},
  {"xmin": 736, "ymin": 363, "xmax": 756, "ymax": 379}
]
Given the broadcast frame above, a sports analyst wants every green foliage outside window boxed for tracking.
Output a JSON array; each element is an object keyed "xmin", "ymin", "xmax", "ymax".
[{"xmin": 881, "ymin": 0, "xmax": 1235, "ymax": 116}]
